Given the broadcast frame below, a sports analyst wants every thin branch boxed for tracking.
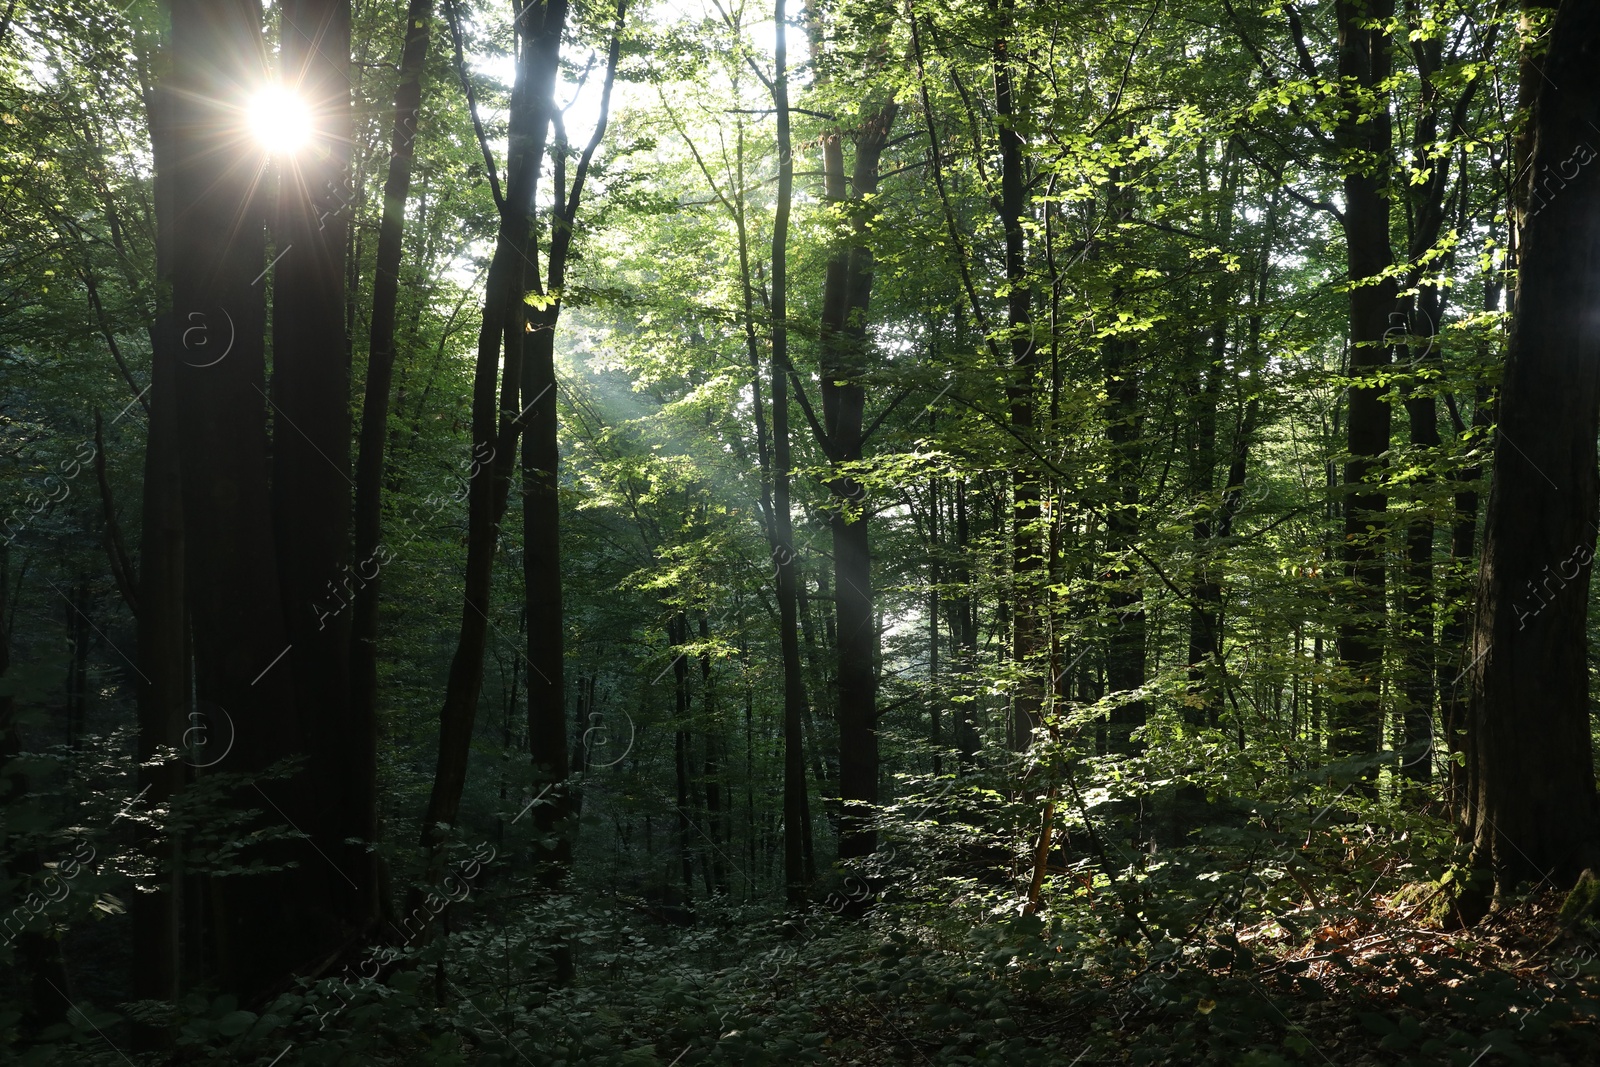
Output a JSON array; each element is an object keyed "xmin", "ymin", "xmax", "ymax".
[
  {"xmin": 860, "ymin": 386, "xmax": 914, "ymax": 445},
  {"xmin": 1285, "ymin": 3, "xmax": 1321, "ymax": 82},
  {"xmin": 785, "ymin": 365, "xmax": 831, "ymax": 459},
  {"xmin": 726, "ymin": 107, "xmax": 839, "ymax": 122},
  {"xmin": 561, "ymin": 0, "xmax": 627, "ymax": 227},
  {"xmin": 443, "ymin": 0, "xmax": 505, "ymax": 214},
  {"xmin": 906, "ymin": 0, "xmax": 999, "ymax": 363}
]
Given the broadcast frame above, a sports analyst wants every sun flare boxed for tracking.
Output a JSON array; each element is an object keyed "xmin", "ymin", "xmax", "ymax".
[{"xmin": 246, "ymin": 86, "xmax": 313, "ymax": 156}]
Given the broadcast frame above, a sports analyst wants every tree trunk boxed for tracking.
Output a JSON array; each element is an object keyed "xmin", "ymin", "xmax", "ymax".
[
  {"xmin": 1102, "ymin": 324, "xmax": 1145, "ymax": 756},
  {"xmin": 421, "ymin": 0, "xmax": 569, "ymax": 847},
  {"xmin": 670, "ymin": 611, "xmax": 696, "ymax": 894},
  {"xmin": 133, "ymin": 59, "xmax": 187, "ymax": 1035},
  {"xmin": 1186, "ymin": 356, "xmax": 1222, "ymax": 731},
  {"xmin": 1332, "ymin": 0, "xmax": 1397, "ymax": 765},
  {"xmin": 817, "ymin": 102, "xmax": 895, "ymax": 861},
  {"xmin": 948, "ymin": 477, "xmax": 981, "ymax": 767},
  {"xmin": 350, "ymin": 0, "xmax": 433, "ymax": 933},
  {"xmin": 771, "ymin": 0, "xmax": 810, "ymax": 905},
  {"xmin": 1399, "ymin": 286, "xmax": 1440, "ymax": 785},
  {"xmin": 520, "ymin": 3, "xmax": 622, "ymax": 986},
  {"xmin": 166, "ymin": 0, "xmax": 340, "ymax": 997},
  {"xmin": 995, "ymin": 2, "xmax": 1042, "ymax": 754},
  {"xmin": 273, "ymin": 0, "xmax": 364, "ymax": 938},
  {"xmin": 1443, "ymin": 263, "xmax": 1499, "ymax": 828},
  {"xmin": 1467, "ymin": 0, "xmax": 1600, "ymax": 891},
  {"xmin": 700, "ymin": 612, "xmax": 728, "ymax": 894}
]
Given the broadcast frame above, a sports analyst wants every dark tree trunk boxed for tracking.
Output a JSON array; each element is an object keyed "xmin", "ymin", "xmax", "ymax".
[
  {"xmin": 1186, "ymin": 357, "xmax": 1222, "ymax": 731},
  {"xmin": 1103, "ymin": 324, "xmax": 1145, "ymax": 755},
  {"xmin": 928, "ymin": 475, "xmax": 942, "ymax": 776},
  {"xmin": 1, "ymin": 553, "xmax": 72, "ymax": 1035},
  {"xmin": 1184, "ymin": 146, "xmax": 1255, "ymax": 734},
  {"xmin": 1443, "ymin": 265, "xmax": 1499, "ymax": 828},
  {"xmin": 1396, "ymin": 17, "xmax": 1486, "ymax": 785},
  {"xmin": 817, "ymin": 102, "xmax": 895, "ymax": 861},
  {"xmin": 995, "ymin": 3, "xmax": 1042, "ymax": 753},
  {"xmin": 273, "ymin": 0, "xmax": 362, "ymax": 937},
  {"xmin": 948, "ymin": 478, "xmax": 981, "ymax": 768},
  {"xmin": 166, "ymin": 0, "xmax": 339, "ymax": 997},
  {"xmin": 520, "ymin": 3, "xmax": 622, "ymax": 987},
  {"xmin": 700, "ymin": 613, "xmax": 728, "ymax": 894},
  {"xmin": 350, "ymin": 0, "xmax": 433, "ymax": 932},
  {"xmin": 670, "ymin": 612, "xmax": 696, "ymax": 894},
  {"xmin": 63, "ymin": 576, "xmax": 89, "ymax": 748},
  {"xmin": 133, "ymin": 62, "xmax": 187, "ymax": 1036},
  {"xmin": 1467, "ymin": 0, "xmax": 1600, "ymax": 891},
  {"xmin": 1399, "ymin": 287, "xmax": 1440, "ymax": 785},
  {"xmin": 1444, "ymin": 376, "xmax": 1491, "ymax": 828},
  {"xmin": 1332, "ymin": 0, "xmax": 1397, "ymax": 765},
  {"xmin": 771, "ymin": 0, "xmax": 810, "ymax": 905},
  {"xmin": 422, "ymin": 0, "xmax": 569, "ymax": 847},
  {"xmin": 726, "ymin": 90, "xmax": 813, "ymax": 892}
]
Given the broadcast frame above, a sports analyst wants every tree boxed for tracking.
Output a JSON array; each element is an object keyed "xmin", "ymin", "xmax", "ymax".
[
  {"xmin": 350, "ymin": 0, "xmax": 434, "ymax": 932},
  {"xmin": 769, "ymin": 0, "xmax": 811, "ymax": 905},
  {"xmin": 1466, "ymin": 0, "xmax": 1600, "ymax": 891},
  {"xmin": 420, "ymin": 0, "xmax": 571, "ymax": 853}
]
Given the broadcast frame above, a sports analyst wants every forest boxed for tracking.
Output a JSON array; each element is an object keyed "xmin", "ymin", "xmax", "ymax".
[{"xmin": 4, "ymin": 0, "xmax": 1600, "ymax": 1062}]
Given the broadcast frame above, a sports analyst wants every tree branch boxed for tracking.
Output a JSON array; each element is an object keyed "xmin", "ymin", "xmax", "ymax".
[{"xmin": 443, "ymin": 0, "xmax": 505, "ymax": 215}]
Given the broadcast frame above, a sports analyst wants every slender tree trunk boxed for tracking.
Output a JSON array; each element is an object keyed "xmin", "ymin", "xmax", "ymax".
[
  {"xmin": 1443, "ymin": 264, "xmax": 1499, "ymax": 828},
  {"xmin": 421, "ymin": 0, "xmax": 569, "ymax": 847},
  {"xmin": 1396, "ymin": 22, "xmax": 1486, "ymax": 786},
  {"xmin": 1185, "ymin": 145, "xmax": 1250, "ymax": 734},
  {"xmin": 520, "ymin": 1, "xmax": 622, "ymax": 985},
  {"xmin": 928, "ymin": 476, "xmax": 942, "ymax": 776},
  {"xmin": 994, "ymin": 1, "xmax": 1042, "ymax": 753},
  {"xmin": 1186, "ymin": 358, "xmax": 1222, "ymax": 731},
  {"xmin": 670, "ymin": 612, "xmax": 696, "ymax": 894},
  {"xmin": 700, "ymin": 613, "xmax": 728, "ymax": 894},
  {"xmin": 949, "ymin": 478, "xmax": 981, "ymax": 767},
  {"xmin": 1399, "ymin": 287, "xmax": 1440, "ymax": 785},
  {"xmin": 1099, "ymin": 170, "xmax": 1145, "ymax": 757},
  {"xmin": 350, "ymin": 0, "xmax": 433, "ymax": 932},
  {"xmin": 1467, "ymin": 0, "xmax": 1600, "ymax": 891},
  {"xmin": 1332, "ymin": 0, "xmax": 1397, "ymax": 764},
  {"xmin": 1102, "ymin": 328, "xmax": 1145, "ymax": 756},
  {"xmin": 771, "ymin": 0, "xmax": 810, "ymax": 905},
  {"xmin": 727, "ymin": 98, "xmax": 814, "ymax": 890}
]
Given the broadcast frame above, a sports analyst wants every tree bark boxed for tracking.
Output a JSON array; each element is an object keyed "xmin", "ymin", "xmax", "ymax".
[
  {"xmin": 133, "ymin": 57, "xmax": 187, "ymax": 1036},
  {"xmin": 994, "ymin": 2, "xmax": 1042, "ymax": 754},
  {"xmin": 421, "ymin": 0, "xmax": 568, "ymax": 847},
  {"xmin": 817, "ymin": 101, "xmax": 896, "ymax": 861},
  {"xmin": 1102, "ymin": 324, "xmax": 1145, "ymax": 755},
  {"xmin": 1332, "ymin": 0, "xmax": 1397, "ymax": 765},
  {"xmin": 273, "ymin": 0, "xmax": 363, "ymax": 937},
  {"xmin": 669, "ymin": 611, "xmax": 696, "ymax": 894},
  {"xmin": 1467, "ymin": 0, "xmax": 1600, "ymax": 891},
  {"xmin": 163, "ymin": 0, "xmax": 343, "ymax": 997},
  {"xmin": 948, "ymin": 477, "xmax": 981, "ymax": 767},
  {"xmin": 350, "ymin": 0, "xmax": 433, "ymax": 932},
  {"xmin": 771, "ymin": 0, "xmax": 811, "ymax": 905},
  {"xmin": 520, "ymin": 3, "xmax": 622, "ymax": 986}
]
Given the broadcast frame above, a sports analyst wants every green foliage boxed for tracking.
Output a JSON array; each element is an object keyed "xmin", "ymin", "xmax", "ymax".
[{"xmin": 0, "ymin": 0, "xmax": 1588, "ymax": 1063}]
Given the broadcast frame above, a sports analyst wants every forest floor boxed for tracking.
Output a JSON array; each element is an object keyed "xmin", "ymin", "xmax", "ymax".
[{"xmin": 778, "ymin": 884, "xmax": 1600, "ymax": 1066}]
